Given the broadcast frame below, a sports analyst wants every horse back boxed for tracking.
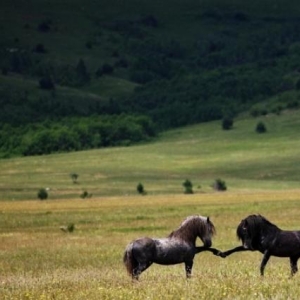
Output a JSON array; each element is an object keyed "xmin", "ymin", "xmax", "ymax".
[
  {"xmin": 132, "ymin": 237, "xmax": 156, "ymax": 258},
  {"xmin": 270, "ymin": 230, "xmax": 300, "ymax": 257}
]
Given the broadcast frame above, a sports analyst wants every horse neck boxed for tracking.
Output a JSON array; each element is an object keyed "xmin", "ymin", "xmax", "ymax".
[
  {"xmin": 257, "ymin": 220, "xmax": 281, "ymax": 239},
  {"xmin": 168, "ymin": 224, "xmax": 199, "ymax": 245}
]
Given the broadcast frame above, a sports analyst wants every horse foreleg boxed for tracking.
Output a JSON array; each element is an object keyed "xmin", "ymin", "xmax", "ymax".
[
  {"xmin": 220, "ymin": 246, "xmax": 249, "ymax": 257},
  {"xmin": 195, "ymin": 247, "xmax": 220, "ymax": 255},
  {"xmin": 185, "ymin": 261, "xmax": 193, "ymax": 279},
  {"xmin": 290, "ymin": 257, "xmax": 299, "ymax": 276},
  {"xmin": 260, "ymin": 251, "xmax": 271, "ymax": 276}
]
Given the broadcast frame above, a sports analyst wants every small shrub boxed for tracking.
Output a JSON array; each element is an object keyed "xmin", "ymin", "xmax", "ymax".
[
  {"xmin": 37, "ymin": 188, "xmax": 48, "ymax": 200},
  {"xmin": 213, "ymin": 179, "xmax": 227, "ymax": 191},
  {"xmin": 2, "ymin": 67, "xmax": 8, "ymax": 75},
  {"xmin": 80, "ymin": 190, "xmax": 92, "ymax": 199},
  {"xmin": 60, "ymin": 223, "xmax": 75, "ymax": 233},
  {"xmin": 85, "ymin": 41, "xmax": 93, "ymax": 49},
  {"xmin": 67, "ymin": 223, "xmax": 75, "ymax": 232},
  {"xmin": 70, "ymin": 173, "xmax": 79, "ymax": 184},
  {"xmin": 39, "ymin": 76, "xmax": 55, "ymax": 90},
  {"xmin": 102, "ymin": 63, "xmax": 114, "ymax": 75},
  {"xmin": 256, "ymin": 121, "xmax": 267, "ymax": 133},
  {"xmin": 295, "ymin": 79, "xmax": 300, "ymax": 90},
  {"xmin": 137, "ymin": 183, "xmax": 146, "ymax": 195},
  {"xmin": 222, "ymin": 117, "xmax": 233, "ymax": 130},
  {"xmin": 183, "ymin": 179, "xmax": 193, "ymax": 194},
  {"xmin": 115, "ymin": 58, "xmax": 128, "ymax": 68},
  {"xmin": 250, "ymin": 107, "xmax": 268, "ymax": 117},
  {"xmin": 38, "ymin": 20, "xmax": 51, "ymax": 32},
  {"xmin": 34, "ymin": 43, "xmax": 46, "ymax": 53},
  {"xmin": 286, "ymin": 99, "xmax": 299, "ymax": 109}
]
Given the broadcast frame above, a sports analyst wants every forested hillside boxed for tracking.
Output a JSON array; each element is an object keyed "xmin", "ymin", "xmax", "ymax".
[{"xmin": 1, "ymin": 0, "xmax": 300, "ymax": 157}]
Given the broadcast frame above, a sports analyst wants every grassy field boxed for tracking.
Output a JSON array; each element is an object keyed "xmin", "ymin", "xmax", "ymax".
[
  {"xmin": 1, "ymin": 192, "xmax": 300, "ymax": 299},
  {"xmin": 0, "ymin": 111, "xmax": 300, "ymax": 298}
]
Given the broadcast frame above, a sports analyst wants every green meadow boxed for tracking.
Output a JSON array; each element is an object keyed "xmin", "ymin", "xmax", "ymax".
[
  {"xmin": 1, "ymin": 110, "xmax": 300, "ymax": 201},
  {"xmin": 1, "ymin": 111, "xmax": 300, "ymax": 299}
]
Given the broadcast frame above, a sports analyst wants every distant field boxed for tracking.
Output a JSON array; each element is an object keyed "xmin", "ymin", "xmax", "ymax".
[
  {"xmin": 1, "ymin": 110, "xmax": 300, "ymax": 201},
  {"xmin": 1, "ymin": 192, "xmax": 300, "ymax": 299}
]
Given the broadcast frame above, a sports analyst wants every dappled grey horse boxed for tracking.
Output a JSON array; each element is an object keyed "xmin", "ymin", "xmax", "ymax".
[{"xmin": 123, "ymin": 215, "xmax": 219, "ymax": 280}]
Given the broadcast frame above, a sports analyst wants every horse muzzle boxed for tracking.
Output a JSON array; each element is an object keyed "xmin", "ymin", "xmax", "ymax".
[
  {"xmin": 243, "ymin": 241, "xmax": 253, "ymax": 250},
  {"xmin": 203, "ymin": 240, "xmax": 212, "ymax": 248}
]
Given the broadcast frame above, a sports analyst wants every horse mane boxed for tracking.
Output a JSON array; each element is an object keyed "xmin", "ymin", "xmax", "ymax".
[
  {"xmin": 237, "ymin": 214, "xmax": 279, "ymax": 240},
  {"xmin": 168, "ymin": 215, "xmax": 215, "ymax": 243}
]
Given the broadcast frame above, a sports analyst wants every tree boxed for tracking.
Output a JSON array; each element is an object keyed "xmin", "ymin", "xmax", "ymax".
[
  {"xmin": 75, "ymin": 59, "xmax": 90, "ymax": 86},
  {"xmin": 256, "ymin": 121, "xmax": 267, "ymax": 133},
  {"xmin": 39, "ymin": 76, "xmax": 55, "ymax": 90},
  {"xmin": 80, "ymin": 190, "xmax": 92, "ymax": 199},
  {"xmin": 222, "ymin": 117, "xmax": 233, "ymax": 130},
  {"xmin": 213, "ymin": 179, "xmax": 227, "ymax": 191},
  {"xmin": 37, "ymin": 188, "xmax": 48, "ymax": 200},
  {"xmin": 34, "ymin": 43, "xmax": 46, "ymax": 53},
  {"xmin": 137, "ymin": 183, "xmax": 146, "ymax": 195},
  {"xmin": 70, "ymin": 173, "xmax": 79, "ymax": 184},
  {"xmin": 182, "ymin": 179, "xmax": 193, "ymax": 194}
]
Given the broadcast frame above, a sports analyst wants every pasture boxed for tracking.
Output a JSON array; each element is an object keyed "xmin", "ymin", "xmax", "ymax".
[
  {"xmin": 1, "ymin": 192, "xmax": 300, "ymax": 299},
  {"xmin": 1, "ymin": 112, "xmax": 300, "ymax": 299}
]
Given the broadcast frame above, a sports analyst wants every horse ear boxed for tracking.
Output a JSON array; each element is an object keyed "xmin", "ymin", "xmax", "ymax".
[{"xmin": 207, "ymin": 217, "xmax": 210, "ymax": 223}]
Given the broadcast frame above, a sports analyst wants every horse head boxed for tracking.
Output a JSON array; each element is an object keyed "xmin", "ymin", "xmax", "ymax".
[
  {"xmin": 237, "ymin": 214, "xmax": 267, "ymax": 250},
  {"xmin": 196, "ymin": 216, "xmax": 215, "ymax": 248}
]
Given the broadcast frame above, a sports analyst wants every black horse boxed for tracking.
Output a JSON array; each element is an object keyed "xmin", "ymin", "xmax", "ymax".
[
  {"xmin": 123, "ymin": 215, "xmax": 219, "ymax": 280},
  {"xmin": 219, "ymin": 214, "xmax": 300, "ymax": 276}
]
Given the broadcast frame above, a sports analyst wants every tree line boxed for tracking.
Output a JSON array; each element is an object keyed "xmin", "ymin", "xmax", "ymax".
[{"xmin": 0, "ymin": 115, "xmax": 156, "ymax": 157}]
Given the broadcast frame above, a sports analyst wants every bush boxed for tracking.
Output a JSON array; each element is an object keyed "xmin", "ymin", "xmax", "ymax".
[
  {"xmin": 37, "ymin": 20, "xmax": 51, "ymax": 32},
  {"xmin": 70, "ymin": 173, "xmax": 79, "ymax": 184},
  {"xmin": 137, "ymin": 183, "xmax": 146, "ymax": 195},
  {"xmin": 182, "ymin": 179, "xmax": 193, "ymax": 194},
  {"xmin": 256, "ymin": 121, "xmax": 267, "ymax": 133},
  {"xmin": 80, "ymin": 190, "xmax": 92, "ymax": 199},
  {"xmin": 34, "ymin": 43, "xmax": 46, "ymax": 53},
  {"xmin": 95, "ymin": 64, "xmax": 114, "ymax": 77},
  {"xmin": 67, "ymin": 223, "xmax": 75, "ymax": 232},
  {"xmin": 213, "ymin": 179, "xmax": 227, "ymax": 191},
  {"xmin": 75, "ymin": 59, "xmax": 90, "ymax": 86},
  {"xmin": 39, "ymin": 76, "xmax": 55, "ymax": 90},
  {"xmin": 60, "ymin": 223, "xmax": 75, "ymax": 233},
  {"xmin": 37, "ymin": 188, "xmax": 48, "ymax": 200},
  {"xmin": 222, "ymin": 117, "xmax": 233, "ymax": 130}
]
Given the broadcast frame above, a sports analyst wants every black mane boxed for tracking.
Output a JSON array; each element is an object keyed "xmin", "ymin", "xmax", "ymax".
[{"xmin": 237, "ymin": 214, "xmax": 279, "ymax": 240}]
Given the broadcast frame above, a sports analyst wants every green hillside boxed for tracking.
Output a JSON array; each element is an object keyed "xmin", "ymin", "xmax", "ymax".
[
  {"xmin": 1, "ymin": 109, "xmax": 299, "ymax": 200},
  {"xmin": 1, "ymin": 0, "xmax": 300, "ymax": 156}
]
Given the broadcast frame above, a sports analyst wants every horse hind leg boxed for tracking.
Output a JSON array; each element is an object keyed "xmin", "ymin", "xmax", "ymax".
[
  {"xmin": 289, "ymin": 257, "xmax": 299, "ymax": 276},
  {"xmin": 133, "ymin": 261, "xmax": 152, "ymax": 280},
  {"xmin": 185, "ymin": 261, "xmax": 194, "ymax": 279}
]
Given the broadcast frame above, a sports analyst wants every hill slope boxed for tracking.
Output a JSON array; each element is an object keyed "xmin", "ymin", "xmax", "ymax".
[
  {"xmin": 1, "ymin": 110, "xmax": 299, "ymax": 200},
  {"xmin": 1, "ymin": 0, "xmax": 300, "ymax": 156}
]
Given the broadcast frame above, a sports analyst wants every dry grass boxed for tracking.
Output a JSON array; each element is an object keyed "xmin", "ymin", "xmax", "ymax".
[{"xmin": 1, "ymin": 191, "xmax": 300, "ymax": 299}]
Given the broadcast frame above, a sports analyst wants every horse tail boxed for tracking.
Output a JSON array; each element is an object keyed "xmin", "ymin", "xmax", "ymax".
[{"xmin": 123, "ymin": 242, "xmax": 134, "ymax": 276}]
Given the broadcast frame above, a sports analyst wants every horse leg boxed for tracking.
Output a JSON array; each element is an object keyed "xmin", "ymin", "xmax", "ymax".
[
  {"xmin": 185, "ymin": 260, "xmax": 193, "ymax": 279},
  {"xmin": 131, "ymin": 238, "xmax": 155, "ymax": 280},
  {"xmin": 195, "ymin": 247, "xmax": 220, "ymax": 255},
  {"xmin": 132, "ymin": 261, "xmax": 153, "ymax": 280},
  {"xmin": 289, "ymin": 257, "xmax": 299, "ymax": 276},
  {"xmin": 220, "ymin": 246, "xmax": 248, "ymax": 257},
  {"xmin": 260, "ymin": 251, "xmax": 271, "ymax": 276}
]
